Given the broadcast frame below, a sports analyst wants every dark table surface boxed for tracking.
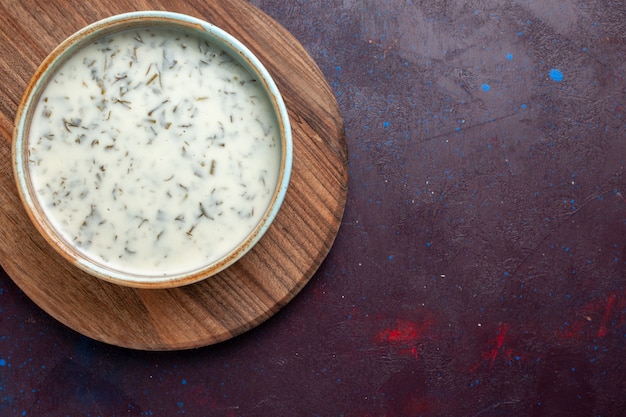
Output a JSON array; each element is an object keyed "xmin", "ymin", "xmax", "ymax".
[{"xmin": 2, "ymin": 1, "xmax": 626, "ymax": 416}]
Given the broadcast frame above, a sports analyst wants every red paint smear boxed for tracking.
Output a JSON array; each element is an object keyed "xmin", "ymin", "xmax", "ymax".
[
  {"xmin": 377, "ymin": 320, "xmax": 420, "ymax": 343},
  {"xmin": 376, "ymin": 317, "xmax": 434, "ymax": 344},
  {"xmin": 375, "ymin": 316, "xmax": 435, "ymax": 359},
  {"xmin": 598, "ymin": 293, "xmax": 617, "ymax": 338},
  {"xmin": 484, "ymin": 324, "xmax": 509, "ymax": 367},
  {"xmin": 468, "ymin": 323, "xmax": 522, "ymax": 372},
  {"xmin": 558, "ymin": 291, "xmax": 626, "ymax": 340},
  {"xmin": 410, "ymin": 346, "xmax": 419, "ymax": 360}
]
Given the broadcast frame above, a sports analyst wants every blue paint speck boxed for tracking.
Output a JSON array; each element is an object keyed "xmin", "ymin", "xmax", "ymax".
[
  {"xmin": 481, "ymin": 83, "xmax": 490, "ymax": 92},
  {"xmin": 506, "ymin": 53, "xmax": 513, "ymax": 60},
  {"xmin": 549, "ymin": 68, "xmax": 564, "ymax": 82},
  {"xmin": 0, "ymin": 359, "xmax": 6, "ymax": 366},
  {"xmin": 426, "ymin": 242, "xmax": 432, "ymax": 247},
  {"xmin": 517, "ymin": 31, "xmax": 523, "ymax": 37},
  {"xmin": 521, "ymin": 103, "xmax": 527, "ymax": 109},
  {"xmin": 388, "ymin": 255, "xmax": 394, "ymax": 261},
  {"xmin": 383, "ymin": 121, "xmax": 390, "ymax": 128},
  {"xmin": 181, "ymin": 379, "xmax": 187, "ymax": 385}
]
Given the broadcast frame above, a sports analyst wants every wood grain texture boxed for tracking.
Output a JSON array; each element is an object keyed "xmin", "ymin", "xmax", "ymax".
[{"xmin": 0, "ymin": 0, "xmax": 348, "ymax": 350}]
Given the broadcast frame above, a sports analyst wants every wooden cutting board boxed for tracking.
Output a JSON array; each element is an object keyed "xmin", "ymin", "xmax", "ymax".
[{"xmin": 0, "ymin": 0, "xmax": 348, "ymax": 350}]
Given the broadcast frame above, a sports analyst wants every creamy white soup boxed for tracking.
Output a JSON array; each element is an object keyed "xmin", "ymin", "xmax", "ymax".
[{"xmin": 27, "ymin": 28, "xmax": 281, "ymax": 276}]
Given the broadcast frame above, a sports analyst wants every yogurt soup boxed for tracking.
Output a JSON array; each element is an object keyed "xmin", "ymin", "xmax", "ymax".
[{"xmin": 26, "ymin": 28, "xmax": 282, "ymax": 276}]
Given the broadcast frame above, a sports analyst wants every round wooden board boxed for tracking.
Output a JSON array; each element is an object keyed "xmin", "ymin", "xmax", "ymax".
[{"xmin": 0, "ymin": 0, "xmax": 348, "ymax": 350}]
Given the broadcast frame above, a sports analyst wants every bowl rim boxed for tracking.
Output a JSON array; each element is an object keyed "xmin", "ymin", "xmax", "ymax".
[{"xmin": 12, "ymin": 11, "xmax": 293, "ymax": 288}]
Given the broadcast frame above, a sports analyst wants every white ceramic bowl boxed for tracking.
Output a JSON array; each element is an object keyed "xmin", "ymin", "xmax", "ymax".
[{"xmin": 13, "ymin": 11, "xmax": 292, "ymax": 288}]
